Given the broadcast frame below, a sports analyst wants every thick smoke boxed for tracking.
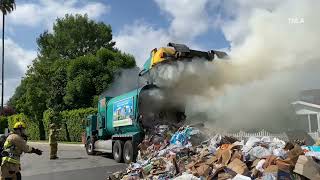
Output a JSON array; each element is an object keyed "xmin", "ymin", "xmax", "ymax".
[
  {"xmin": 100, "ymin": 67, "xmax": 141, "ymax": 98},
  {"xmin": 148, "ymin": 0, "xmax": 320, "ymax": 132}
]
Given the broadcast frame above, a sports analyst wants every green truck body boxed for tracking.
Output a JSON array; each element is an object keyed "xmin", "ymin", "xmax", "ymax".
[{"xmin": 84, "ymin": 84, "xmax": 159, "ymax": 163}]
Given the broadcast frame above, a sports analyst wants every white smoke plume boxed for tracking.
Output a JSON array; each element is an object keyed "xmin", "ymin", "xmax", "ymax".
[
  {"xmin": 149, "ymin": 0, "xmax": 320, "ymax": 131},
  {"xmin": 100, "ymin": 67, "xmax": 141, "ymax": 97}
]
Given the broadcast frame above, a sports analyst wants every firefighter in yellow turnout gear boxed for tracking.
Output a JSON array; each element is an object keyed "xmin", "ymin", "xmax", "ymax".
[
  {"xmin": 1, "ymin": 122, "xmax": 42, "ymax": 180},
  {"xmin": 49, "ymin": 123, "xmax": 61, "ymax": 160}
]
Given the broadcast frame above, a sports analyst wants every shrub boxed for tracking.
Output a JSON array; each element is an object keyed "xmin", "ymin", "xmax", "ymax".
[
  {"xmin": 43, "ymin": 107, "xmax": 97, "ymax": 142},
  {"xmin": 7, "ymin": 114, "xmax": 40, "ymax": 140},
  {"xmin": 0, "ymin": 116, "xmax": 8, "ymax": 134},
  {"xmin": 43, "ymin": 109, "xmax": 68, "ymax": 141},
  {"xmin": 61, "ymin": 107, "xmax": 97, "ymax": 142}
]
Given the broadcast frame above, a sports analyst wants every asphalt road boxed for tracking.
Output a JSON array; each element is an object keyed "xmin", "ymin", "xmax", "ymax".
[{"xmin": 18, "ymin": 142, "xmax": 126, "ymax": 180}]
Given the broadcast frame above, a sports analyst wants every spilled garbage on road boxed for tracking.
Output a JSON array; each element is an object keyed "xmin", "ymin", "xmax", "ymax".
[{"xmin": 108, "ymin": 125, "xmax": 320, "ymax": 180}]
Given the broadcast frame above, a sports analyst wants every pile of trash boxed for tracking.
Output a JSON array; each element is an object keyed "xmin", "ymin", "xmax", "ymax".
[{"xmin": 108, "ymin": 126, "xmax": 320, "ymax": 180}]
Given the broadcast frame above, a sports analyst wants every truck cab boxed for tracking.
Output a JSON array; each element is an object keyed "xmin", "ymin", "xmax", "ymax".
[{"xmin": 84, "ymin": 115, "xmax": 97, "ymax": 155}]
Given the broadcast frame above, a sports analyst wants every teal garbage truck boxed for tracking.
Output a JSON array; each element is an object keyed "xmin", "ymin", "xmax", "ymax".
[
  {"xmin": 83, "ymin": 43, "xmax": 227, "ymax": 163},
  {"xmin": 84, "ymin": 84, "xmax": 185, "ymax": 163}
]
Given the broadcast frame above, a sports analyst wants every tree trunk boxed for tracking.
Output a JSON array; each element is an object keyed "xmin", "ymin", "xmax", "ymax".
[
  {"xmin": 64, "ymin": 122, "xmax": 71, "ymax": 142},
  {"xmin": 35, "ymin": 114, "xmax": 46, "ymax": 140},
  {"xmin": 38, "ymin": 120, "xmax": 45, "ymax": 140},
  {"xmin": 1, "ymin": 13, "xmax": 5, "ymax": 112}
]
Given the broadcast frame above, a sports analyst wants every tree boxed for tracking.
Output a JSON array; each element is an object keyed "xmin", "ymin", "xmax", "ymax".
[
  {"xmin": 0, "ymin": 0, "xmax": 15, "ymax": 112},
  {"xmin": 37, "ymin": 14, "xmax": 115, "ymax": 60},
  {"xmin": 64, "ymin": 53, "xmax": 112, "ymax": 109},
  {"xmin": 0, "ymin": 105, "xmax": 15, "ymax": 116},
  {"xmin": 63, "ymin": 48, "xmax": 136, "ymax": 109},
  {"xmin": 8, "ymin": 14, "xmax": 137, "ymax": 140},
  {"xmin": 46, "ymin": 60, "xmax": 69, "ymax": 112}
]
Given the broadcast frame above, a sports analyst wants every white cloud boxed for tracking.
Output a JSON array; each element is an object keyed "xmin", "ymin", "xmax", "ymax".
[
  {"xmin": 219, "ymin": 0, "xmax": 320, "ymax": 70},
  {"xmin": 7, "ymin": 0, "xmax": 110, "ymax": 29},
  {"xmin": 154, "ymin": 0, "xmax": 210, "ymax": 42},
  {"xmin": 1, "ymin": 38, "xmax": 37, "ymax": 104},
  {"xmin": 114, "ymin": 22, "xmax": 170, "ymax": 67},
  {"xmin": 217, "ymin": 0, "xmax": 281, "ymax": 47},
  {"xmin": 115, "ymin": 0, "xmax": 212, "ymax": 67}
]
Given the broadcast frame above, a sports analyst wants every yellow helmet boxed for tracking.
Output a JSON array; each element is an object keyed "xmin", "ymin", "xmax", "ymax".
[{"xmin": 13, "ymin": 122, "xmax": 27, "ymax": 129}]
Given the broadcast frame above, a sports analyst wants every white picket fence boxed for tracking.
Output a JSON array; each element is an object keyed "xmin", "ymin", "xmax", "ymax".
[{"xmin": 224, "ymin": 129, "xmax": 289, "ymax": 142}]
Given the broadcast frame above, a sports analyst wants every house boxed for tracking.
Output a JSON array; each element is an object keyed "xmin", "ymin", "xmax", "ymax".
[{"xmin": 292, "ymin": 89, "xmax": 320, "ymax": 140}]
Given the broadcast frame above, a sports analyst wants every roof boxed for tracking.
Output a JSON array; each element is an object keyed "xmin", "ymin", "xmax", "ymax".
[
  {"xmin": 292, "ymin": 101, "xmax": 320, "ymax": 115},
  {"xmin": 292, "ymin": 101, "xmax": 320, "ymax": 109}
]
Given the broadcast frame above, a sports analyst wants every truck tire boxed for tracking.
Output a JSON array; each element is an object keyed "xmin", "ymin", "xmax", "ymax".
[
  {"xmin": 86, "ymin": 138, "xmax": 96, "ymax": 155},
  {"xmin": 113, "ymin": 140, "xmax": 123, "ymax": 163},
  {"xmin": 123, "ymin": 140, "xmax": 136, "ymax": 164}
]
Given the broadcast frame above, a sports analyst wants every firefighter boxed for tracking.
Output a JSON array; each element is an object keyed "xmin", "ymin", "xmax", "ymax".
[
  {"xmin": 1, "ymin": 122, "xmax": 42, "ymax": 180},
  {"xmin": 49, "ymin": 123, "xmax": 61, "ymax": 160}
]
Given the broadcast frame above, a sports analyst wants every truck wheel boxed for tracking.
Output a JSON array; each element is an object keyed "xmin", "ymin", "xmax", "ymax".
[
  {"xmin": 113, "ymin": 140, "xmax": 123, "ymax": 163},
  {"xmin": 86, "ymin": 138, "xmax": 96, "ymax": 155},
  {"xmin": 123, "ymin": 140, "xmax": 136, "ymax": 164}
]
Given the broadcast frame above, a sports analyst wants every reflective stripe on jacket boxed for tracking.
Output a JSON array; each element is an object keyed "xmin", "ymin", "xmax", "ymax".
[
  {"xmin": 1, "ymin": 156, "xmax": 20, "ymax": 164},
  {"xmin": 2, "ymin": 133, "xmax": 32, "ymax": 165}
]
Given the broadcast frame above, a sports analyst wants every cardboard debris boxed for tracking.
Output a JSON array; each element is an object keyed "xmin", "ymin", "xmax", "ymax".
[
  {"xmin": 294, "ymin": 155, "xmax": 320, "ymax": 180},
  {"xmin": 217, "ymin": 149, "xmax": 232, "ymax": 165},
  {"xmin": 231, "ymin": 150, "xmax": 243, "ymax": 162},
  {"xmin": 264, "ymin": 165, "xmax": 278, "ymax": 174},
  {"xmin": 218, "ymin": 172, "xmax": 234, "ymax": 180},
  {"xmin": 227, "ymin": 158, "xmax": 249, "ymax": 175},
  {"xmin": 205, "ymin": 155, "xmax": 217, "ymax": 165},
  {"xmin": 262, "ymin": 155, "xmax": 277, "ymax": 169},
  {"xmin": 275, "ymin": 159, "xmax": 292, "ymax": 172},
  {"xmin": 199, "ymin": 148, "xmax": 210, "ymax": 159},
  {"xmin": 108, "ymin": 128, "xmax": 320, "ymax": 180},
  {"xmin": 286, "ymin": 144, "xmax": 304, "ymax": 165},
  {"xmin": 251, "ymin": 158, "xmax": 261, "ymax": 168},
  {"xmin": 210, "ymin": 165, "xmax": 226, "ymax": 178},
  {"xmin": 195, "ymin": 164, "xmax": 211, "ymax": 177}
]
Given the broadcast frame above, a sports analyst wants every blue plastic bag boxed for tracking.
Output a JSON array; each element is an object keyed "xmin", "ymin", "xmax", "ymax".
[{"xmin": 170, "ymin": 127, "xmax": 194, "ymax": 146}]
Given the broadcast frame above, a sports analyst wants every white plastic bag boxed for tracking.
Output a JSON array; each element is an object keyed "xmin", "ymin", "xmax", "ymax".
[
  {"xmin": 273, "ymin": 148, "xmax": 288, "ymax": 159},
  {"xmin": 249, "ymin": 146, "xmax": 271, "ymax": 159},
  {"xmin": 255, "ymin": 159, "xmax": 266, "ymax": 172},
  {"xmin": 174, "ymin": 173, "xmax": 200, "ymax": 180},
  {"xmin": 243, "ymin": 137, "xmax": 260, "ymax": 153},
  {"xmin": 232, "ymin": 174, "xmax": 252, "ymax": 180}
]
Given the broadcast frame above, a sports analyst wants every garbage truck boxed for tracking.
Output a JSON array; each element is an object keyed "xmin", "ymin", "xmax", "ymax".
[
  {"xmin": 84, "ymin": 84, "xmax": 185, "ymax": 163},
  {"xmin": 83, "ymin": 43, "xmax": 227, "ymax": 163}
]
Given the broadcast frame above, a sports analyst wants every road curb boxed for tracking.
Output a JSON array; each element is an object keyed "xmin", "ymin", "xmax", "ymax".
[{"xmin": 28, "ymin": 142, "xmax": 85, "ymax": 147}]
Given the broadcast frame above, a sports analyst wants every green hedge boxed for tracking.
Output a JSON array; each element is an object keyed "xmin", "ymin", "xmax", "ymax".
[
  {"xmin": 61, "ymin": 108, "xmax": 97, "ymax": 142},
  {"xmin": 0, "ymin": 116, "xmax": 8, "ymax": 134},
  {"xmin": 43, "ymin": 109, "xmax": 68, "ymax": 141},
  {"xmin": 43, "ymin": 108, "xmax": 97, "ymax": 142},
  {"xmin": 7, "ymin": 114, "xmax": 40, "ymax": 140},
  {"xmin": 3, "ymin": 108, "xmax": 97, "ymax": 141}
]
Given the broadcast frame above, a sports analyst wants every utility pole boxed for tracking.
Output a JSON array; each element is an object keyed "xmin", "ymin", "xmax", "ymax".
[{"xmin": 1, "ymin": 12, "xmax": 4, "ymax": 113}]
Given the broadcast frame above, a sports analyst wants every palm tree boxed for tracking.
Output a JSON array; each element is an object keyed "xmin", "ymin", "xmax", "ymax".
[{"xmin": 0, "ymin": 0, "xmax": 15, "ymax": 112}]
